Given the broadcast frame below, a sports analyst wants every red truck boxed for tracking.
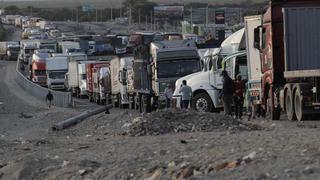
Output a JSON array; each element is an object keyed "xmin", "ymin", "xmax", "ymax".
[
  {"xmin": 86, "ymin": 62, "xmax": 110, "ymax": 104},
  {"xmin": 30, "ymin": 53, "xmax": 49, "ymax": 86},
  {"xmin": 254, "ymin": 0, "xmax": 320, "ymax": 120}
]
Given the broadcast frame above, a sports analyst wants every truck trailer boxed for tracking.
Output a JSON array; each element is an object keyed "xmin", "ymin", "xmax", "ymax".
[
  {"xmin": 0, "ymin": 41, "xmax": 20, "ymax": 61},
  {"xmin": 254, "ymin": 0, "xmax": 320, "ymax": 121}
]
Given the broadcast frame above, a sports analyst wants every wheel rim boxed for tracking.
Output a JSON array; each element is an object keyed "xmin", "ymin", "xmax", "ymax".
[
  {"xmin": 196, "ymin": 98, "xmax": 208, "ymax": 112},
  {"xmin": 295, "ymin": 91, "xmax": 302, "ymax": 121},
  {"xmin": 286, "ymin": 93, "xmax": 293, "ymax": 120}
]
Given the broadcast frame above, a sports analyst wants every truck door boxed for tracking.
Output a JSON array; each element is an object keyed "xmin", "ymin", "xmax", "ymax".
[{"xmin": 210, "ymin": 55, "xmax": 224, "ymax": 89}]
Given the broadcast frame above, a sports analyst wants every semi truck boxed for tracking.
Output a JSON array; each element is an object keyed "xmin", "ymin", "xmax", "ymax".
[
  {"xmin": 19, "ymin": 42, "xmax": 37, "ymax": 64},
  {"xmin": 110, "ymin": 55, "xmax": 134, "ymax": 108},
  {"xmin": 173, "ymin": 28, "xmax": 247, "ymax": 112},
  {"xmin": 30, "ymin": 53, "xmax": 50, "ymax": 86},
  {"xmin": 245, "ymin": 15, "xmax": 263, "ymax": 117},
  {"xmin": 0, "ymin": 41, "xmax": 20, "ymax": 61},
  {"xmin": 46, "ymin": 56, "xmax": 68, "ymax": 90},
  {"xmin": 86, "ymin": 62, "xmax": 110, "ymax": 103},
  {"xmin": 254, "ymin": 0, "xmax": 320, "ymax": 121},
  {"xmin": 133, "ymin": 39, "xmax": 201, "ymax": 113}
]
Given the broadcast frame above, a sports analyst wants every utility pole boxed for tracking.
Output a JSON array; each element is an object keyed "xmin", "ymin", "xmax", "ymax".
[
  {"xmin": 110, "ymin": 8, "xmax": 113, "ymax": 21},
  {"xmin": 96, "ymin": 8, "xmax": 98, "ymax": 22},
  {"xmin": 138, "ymin": 8, "xmax": 141, "ymax": 25},
  {"xmin": 206, "ymin": 5, "xmax": 209, "ymax": 26},
  {"xmin": 150, "ymin": 12, "xmax": 153, "ymax": 31},
  {"xmin": 145, "ymin": 15, "xmax": 148, "ymax": 30},
  {"xmin": 129, "ymin": 6, "xmax": 132, "ymax": 26},
  {"xmin": 76, "ymin": 8, "xmax": 79, "ymax": 23}
]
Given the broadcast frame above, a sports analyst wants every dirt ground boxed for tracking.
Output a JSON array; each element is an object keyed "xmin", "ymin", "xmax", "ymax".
[{"xmin": 1, "ymin": 25, "xmax": 320, "ymax": 180}]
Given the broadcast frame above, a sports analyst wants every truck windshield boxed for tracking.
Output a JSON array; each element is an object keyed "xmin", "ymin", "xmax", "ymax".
[
  {"xmin": 49, "ymin": 72, "xmax": 66, "ymax": 79},
  {"xmin": 34, "ymin": 70, "xmax": 46, "ymax": 76},
  {"xmin": 157, "ymin": 59, "xmax": 200, "ymax": 78}
]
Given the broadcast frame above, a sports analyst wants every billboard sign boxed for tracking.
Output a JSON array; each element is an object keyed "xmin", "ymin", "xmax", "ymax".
[
  {"xmin": 82, "ymin": 4, "xmax": 95, "ymax": 12},
  {"xmin": 154, "ymin": 6, "xmax": 184, "ymax": 23},
  {"xmin": 215, "ymin": 11, "xmax": 225, "ymax": 24}
]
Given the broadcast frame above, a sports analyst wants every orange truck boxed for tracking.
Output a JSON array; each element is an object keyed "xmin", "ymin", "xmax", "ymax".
[{"xmin": 30, "ymin": 53, "xmax": 50, "ymax": 86}]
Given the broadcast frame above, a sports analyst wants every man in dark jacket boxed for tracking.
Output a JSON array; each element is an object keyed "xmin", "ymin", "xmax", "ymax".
[{"xmin": 220, "ymin": 70, "xmax": 234, "ymax": 116}]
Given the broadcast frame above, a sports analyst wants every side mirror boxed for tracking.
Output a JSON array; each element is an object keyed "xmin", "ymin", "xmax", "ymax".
[{"xmin": 254, "ymin": 26, "xmax": 261, "ymax": 50}]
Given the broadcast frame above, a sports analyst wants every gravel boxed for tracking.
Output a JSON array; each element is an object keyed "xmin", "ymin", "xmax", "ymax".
[{"xmin": 124, "ymin": 109, "xmax": 264, "ymax": 136}]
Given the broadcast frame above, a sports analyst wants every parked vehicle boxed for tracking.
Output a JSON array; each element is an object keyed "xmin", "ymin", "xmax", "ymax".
[
  {"xmin": 65, "ymin": 61, "xmax": 88, "ymax": 97},
  {"xmin": 19, "ymin": 42, "xmax": 37, "ymax": 64},
  {"xmin": 0, "ymin": 41, "xmax": 20, "ymax": 61},
  {"xmin": 110, "ymin": 55, "xmax": 134, "ymax": 108},
  {"xmin": 59, "ymin": 41, "xmax": 80, "ymax": 54},
  {"xmin": 30, "ymin": 53, "xmax": 50, "ymax": 86},
  {"xmin": 133, "ymin": 39, "xmax": 201, "ymax": 113},
  {"xmin": 46, "ymin": 56, "xmax": 68, "ymax": 90},
  {"xmin": 244, "ymin": 15, "xmax": 263, "ymax": 116},
  {"xmin": 86, "ymin": 62, "xmax": 110, "ymax": 103},
  {"xmin": 254, "ymin": 0, "xmax": 320, "ymax": 121},
  {"xmin": 173, "ymin": 29, "xmax": 247, "ymax": 112}
]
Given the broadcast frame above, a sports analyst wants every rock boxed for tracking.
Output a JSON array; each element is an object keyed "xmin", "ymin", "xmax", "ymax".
[
  {"xmin": 0, "ymin": 163, "xmax": 7, "ymax": 169},
  {"xmin": 159, "ymin": 150, "xmax": 167, "ymax": 156},
  {"xmin": 19, "ymin": 112, "xmax": 33, "ymax": 119},
  {"xmin": 79, "ymin": 169, "xmax": 88, "ymax": 176},
  {"xmin": 242, "ymin": 151, "xmax": 257, "ymax": 163},
  {"xmin": 79, "ymin": 160, "xmax": 101, "ymax": 168},
  {"xmin": 0, "ymin": 172, "xmax": 3, "ymax": 178},
  {"xmin": 146, "ymin": 168, "xmax": 163, "ymax": 180},
  {"xmin": 78, "ymin": 146, "xmax": 89, "ymax": 150},
  {"xmin": 62, "ymin": 160, "xmax": 70, "ymax": 167},
  {"xmin": 302, "ymin": 166, "xmax": 314, "ymax": 174},
  {"xmin": 180, "ymin": 140, "xmax": 188, "ymax": 144},
  {"xmin": 257, "ymin": 173, "xmax": 270, "ymax": 180},
  {"xmin": 176, "ymin": 166, "xmax": 194, "ymax": 179}
]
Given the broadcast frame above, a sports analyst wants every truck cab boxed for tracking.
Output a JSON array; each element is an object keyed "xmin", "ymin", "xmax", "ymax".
[
  {"xmin": 173, "ymin": 28, "xmax": 246, "ymax": 112},
  {"xmin": 20, "ymin": 43, "xmax": 36, "ymax": 64},
  {"xmin": 30, "ymin": 53, "xmax": 50, "ymax": 86},
  {"xmin": 46, "ymin": 56, "xmax": 68, "ymax": 90}
]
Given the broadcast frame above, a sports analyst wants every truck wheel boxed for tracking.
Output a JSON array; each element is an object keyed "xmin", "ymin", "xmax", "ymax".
[
  {"xmin": 192, "ymin": 93, "xmax": 213, "ymax": 112},
  {"xmin": 285, "ymin": 88, "xmax": 296, "ymax": 121},
  {"xmin": 294, "ymin": 86, "xmax": 304, "ymax": 121},
  {"xmin": 265, "ymin": 87, "xmax": 280, "ymax": 120}
]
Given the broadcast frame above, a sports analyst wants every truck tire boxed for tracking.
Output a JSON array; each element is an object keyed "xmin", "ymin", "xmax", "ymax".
[
  {"xmin": 192, "ymin": 93, "xmax": 213, "ymax": 112},
  {"xmin": 294, "ymin": 85, "xmax": 305, "ymax": 121},
  {"xmin": 265, "ymin": 87, "xmax": 280, "ymax": 120},
  {"xmin": 285, "ymin": 88, "xmax": 296, "ymax": 121}
]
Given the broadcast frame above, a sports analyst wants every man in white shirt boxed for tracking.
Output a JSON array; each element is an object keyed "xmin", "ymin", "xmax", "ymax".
[{"xmin": 179, "ymin": 80, "xmax": 192, "ymax": 109}]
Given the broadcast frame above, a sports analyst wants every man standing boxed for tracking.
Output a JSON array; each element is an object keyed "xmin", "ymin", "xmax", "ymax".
[
  {"xmin": 234, "ymin": 74, "xmax": 245, "ymax": 119},
  {"xmin": 220, "ymin": 70, "xmax": 234, "ymax": 116},
  {"xmin": 179, "ymin": 80, "xmax": 192, "ymax": 109},
  {"xmin": 164, "ymin": 84, "xmax": 173, "ymax": 108},
  {"xmin": 46, "ymin": 90, "xmax": 54, "ymax": 108}
]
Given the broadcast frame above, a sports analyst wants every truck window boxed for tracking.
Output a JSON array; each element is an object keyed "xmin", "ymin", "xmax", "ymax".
[
  {"xmin": 262, "ymin": 28, "xmax": 267, "ymax": 49},
  {"xmin": 235, "ymin": 56, "xmax": 248, "ymax": 81},
  {"xmin": 157, "ymin": 59, "xmax": 200, "ymax": 78},
  {"xmin": 34, "ymin": 70, "xmax": 46, "ymax": 76}
]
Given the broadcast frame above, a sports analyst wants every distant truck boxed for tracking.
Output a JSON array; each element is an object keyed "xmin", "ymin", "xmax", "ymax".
[
  {"xmin": 30, "ymin": 53, "xmax": 50, "ymax": 86},
  {"xmin": 244, "ymin": 15, "xmax": 263, "ymax": 117},
  {"xmin": 19, "ymin": 42, "xmax": 37, "ymax": 64},
  {"xmin": 86, "ymin": 62, "xmax": 110, "ymax": 103},
  {"xmin": 46, "ymin": 56, "xmax": 68, "ymax": 90},
  {"xmin": 133, "ymin": 39, "xmax": 201, "ymax": 113},
  {"xmin": 110, "ymin": 55, "xmax": 134, "ymax": 108},
  {"xmin": 253, "ymin": 0, "xmax": 320, "ymax": 121},
  {"xmin": 59, "ymin": 41, "xmax": 80, "ymax": 54},
  {"xmin": 0, "ymin": 41, "xmax": 20, "ymax": 61}
]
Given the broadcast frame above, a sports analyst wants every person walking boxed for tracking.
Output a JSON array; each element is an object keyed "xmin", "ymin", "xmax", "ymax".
[
  {"xmin": 46, "ymin": 90, "xmax": 54, "ymax": 108},
  {"xmin": 220, "ymin": 70, "xmax": 234, "ymax": 116},
  {"xmin": 234, "ymin": 74, "xmax": 245, "ymax": 119},
  {"xmin": 179, "ymin": 80, "xmax": 192, "ymax": 109},
  {"xmin": 164, "ymin": 84, "xmax": 173, "ymax": 108}
]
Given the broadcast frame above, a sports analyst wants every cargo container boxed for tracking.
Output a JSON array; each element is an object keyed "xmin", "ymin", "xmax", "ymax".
[{"xmin": 254, "ymin": 0, "xmax": 320, "ymax": 121}]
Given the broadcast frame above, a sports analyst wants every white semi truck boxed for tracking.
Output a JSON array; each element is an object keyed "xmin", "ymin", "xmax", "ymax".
[
  {"xmin": 110, "ymin": 55, "xmax": 134, "ymax": 108},
  {"xmin": 173, "ymin": 28, "xmax": 248, "ymax": 112},
  {"xmin": 46, "ymin": 56, "xmax": 68, "ymax": 90}
]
